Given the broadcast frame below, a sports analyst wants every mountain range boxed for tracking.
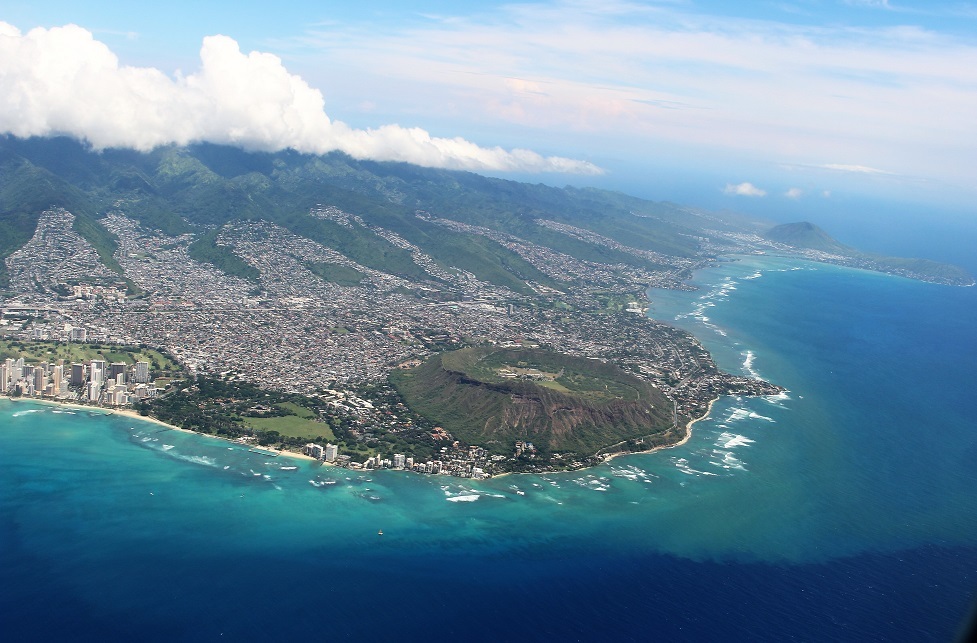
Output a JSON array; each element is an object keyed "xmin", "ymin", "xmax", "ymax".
[{"xmin": 2, "ymin": 136, "xmax": 969, "ymax": 292}]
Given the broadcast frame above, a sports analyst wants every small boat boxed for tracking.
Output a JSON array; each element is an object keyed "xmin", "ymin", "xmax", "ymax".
[{"xmin": 378, "ymin": 529, "xmax": 383, "ymax": 536}]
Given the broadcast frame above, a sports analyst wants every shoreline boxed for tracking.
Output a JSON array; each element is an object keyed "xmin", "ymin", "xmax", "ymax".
[
  {"xmin": 493, "ymin": 396, "xmax": 721, "ymax": 479},
  {"xmin": 598, "ymin": 395, "xmax": 719, "ymax": 466},
  {"xmin": 1, "ymin": 395, "xmax": 318, "ymax": 463},
  {"xmin": 2, "ymin": 393, "xmax": 720, "ymax": 476}
]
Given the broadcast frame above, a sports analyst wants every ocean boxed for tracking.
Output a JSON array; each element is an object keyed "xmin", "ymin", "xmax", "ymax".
[{"xmin": 2, "ymin": 254, "xmax": 976, "ymax": 642}]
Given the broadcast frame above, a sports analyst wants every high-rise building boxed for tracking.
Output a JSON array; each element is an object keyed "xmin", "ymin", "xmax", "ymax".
[
  {"xmin": 71, "ymin": 363, "xmax": 85, "ymax": 385},
  {"xmin": 324, "ymin": 443, "xmax": 338, "ymax": 462},
  {"xmin": 70, "ymin": 327, "xmax": 87, "ymax": 341},
  {"xmin": 393, "ymin": 453, "xmax": 406, "ymax": 469},
  {"xmin": 135, "ymin": 361, "xmax": 150, "ymax": 384},
  {"xmin": 52, "ymin": 365, "xmax": 63, "ymax": 395},
  {"xmin": 90, "ymin": 360, "xmax": 106, "ymax": 386},
  {"xmin": 110, "ymin": 362, "xmax": 126, "ymax": 382}
]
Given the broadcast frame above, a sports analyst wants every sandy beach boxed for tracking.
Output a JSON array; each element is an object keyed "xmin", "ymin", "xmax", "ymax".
[
  {"xmin": 2, "ymin": 395, "xmax": 319, "ymax": 463},
  {"xmin": 4, "ymin": 393, "xmax": 718, "ymax": 473}
]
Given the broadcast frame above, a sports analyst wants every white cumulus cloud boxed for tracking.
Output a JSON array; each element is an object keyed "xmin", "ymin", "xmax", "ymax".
[
  {"xmin": 785, "ymin": 187, "xmax": 803, "ymax": 199},
  {"xmin": 724, "ymin": 182, "xmax": 767, "ymax": 197},
  {"xmin": 0, "ymin": 23, "xmax": 601, "ymax": 174}
]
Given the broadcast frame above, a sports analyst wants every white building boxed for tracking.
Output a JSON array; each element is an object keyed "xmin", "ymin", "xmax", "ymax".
[
  {"xmin": 324, "ymin": 443, "xmax": 338, "ymax": 462},
  {"xmin": 304, "ymin": 443, "xmax": 325, "ymax": 460},
  {"xmin": 135, "ymin": 361, "xmax": 150, "ymax": 384}
]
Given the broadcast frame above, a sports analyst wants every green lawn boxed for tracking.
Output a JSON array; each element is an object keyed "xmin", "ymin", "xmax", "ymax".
[
  {"xmin": 0, "ymin": 340, "xmax": 178, "ymax": 371},
  {"xmin": 242, "ymin": 414, "xmax": 335, "ymax": 440},
  {"xmin": 275, "ymin": 402, "xmax": 316, "ymax": 418}
]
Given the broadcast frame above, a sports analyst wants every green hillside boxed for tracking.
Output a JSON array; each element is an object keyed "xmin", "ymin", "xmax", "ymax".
[
  {"xmin": 2, "ymin": 136, "xmax": 969, "ymax": 290},
  {"xmin": 0, "ymin": 137, "xmax": 713, "ymax": 291},
  {"xmin": 390, "ymin": 346, "xmax": 677, "ymax": 456}
]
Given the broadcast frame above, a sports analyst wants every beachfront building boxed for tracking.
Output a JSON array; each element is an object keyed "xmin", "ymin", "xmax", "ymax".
[
  {"xmin": 324, "ymin": 443, "xmax": 338, "ymax": 462},
  {"xmin": 1, "ymin": 354, "xmax": 160, "ymax": 407}
]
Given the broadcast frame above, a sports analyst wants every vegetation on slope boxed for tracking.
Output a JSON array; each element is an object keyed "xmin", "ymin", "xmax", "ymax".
[
  {"xmin": 187, "ymin": 229, "xmax": 261, "ymax": 283},
  {"xmin": 303, "ymin": 262, "xmax": 367, "ymax": 287},
  {"xmin": 391, "ymin": 346, "xmax": 674, "ymax": 456},
  {"xmin": 2, "ymin": 137, "xmax": 970, "ymax": 291}
]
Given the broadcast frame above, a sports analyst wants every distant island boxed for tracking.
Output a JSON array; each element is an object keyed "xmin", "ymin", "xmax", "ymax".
[{"xmin": 1, "ymin": 136, "xmax": 967, "ymax": 476}]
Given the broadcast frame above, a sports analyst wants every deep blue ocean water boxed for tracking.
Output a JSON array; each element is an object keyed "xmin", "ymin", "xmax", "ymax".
[{"xmin": 2, "ymin": 255, "xmax": 976, "ymax": 642}]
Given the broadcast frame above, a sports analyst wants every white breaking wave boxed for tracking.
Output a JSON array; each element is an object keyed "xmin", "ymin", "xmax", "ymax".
[
  {"xmin": 177, "ymin": 455, "xmax": 218, "ymax": 467},
  {"xmin": 672, "ymin": 457, "xmax": 719, "ymax": 477},
  {"xmin": 764, "ymin": 391, "xmax": 791, "ymax": 408},
  {"xmin": 726, "ymin": 408, "xmax": 776, "ymax": 423},
  {"xmin": 743, "ymin": 350, "xmax": 756, "ymax": 372},
  {"xmin": 446, "ymin": 494, "xmax": 481, "ymax": 502},
  {"xmin": 716, "ymin": 431, "xmax": 756, "ymax": 449},
  {"xmin": 610, "ymin": 465, "xmax": 655, "ymax": 482},
  {"xmin": 12, "ymin": 409, "xmax": 43, "ymax": 417},
  {"xmin": 707, "ymin": 451, "xmax": 748, "ymax": 471},
  {"xmin": 722, "ymin": 452, "xmax": 747, "ymax": 470}
]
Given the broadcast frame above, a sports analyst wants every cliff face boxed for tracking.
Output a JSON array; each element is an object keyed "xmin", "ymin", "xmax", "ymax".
[{"xmin": 391, "ymin": 348, "xmax": 674, "ymax": 455}]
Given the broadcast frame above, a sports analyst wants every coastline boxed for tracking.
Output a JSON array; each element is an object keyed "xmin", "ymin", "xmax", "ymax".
[
  {"xmin": 1, "ymin": 395, "xmax": 318, "ymax": 463},
  {"xmin": 599, "ymin": 395, "xmax": 719, "ymax": 466},
  {"xmin": 2, "ymin": 392, "xmax": 721, "ymax": 475}
]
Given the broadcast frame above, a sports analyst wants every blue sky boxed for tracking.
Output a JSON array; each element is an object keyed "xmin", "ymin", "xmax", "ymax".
[{"xmin": 2, "ymin": 0, "xmax": 976, "ymax": 217}]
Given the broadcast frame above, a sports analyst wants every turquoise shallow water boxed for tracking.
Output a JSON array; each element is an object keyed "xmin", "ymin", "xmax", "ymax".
[{"xmin": 2, "ymin": 255, "xmax": 976, "ymax": 641}]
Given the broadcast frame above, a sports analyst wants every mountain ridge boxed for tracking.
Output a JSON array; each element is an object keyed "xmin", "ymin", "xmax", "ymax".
[{"xmin": 0, "ymin": 136, "xmax": 971, "ymax": 290}]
